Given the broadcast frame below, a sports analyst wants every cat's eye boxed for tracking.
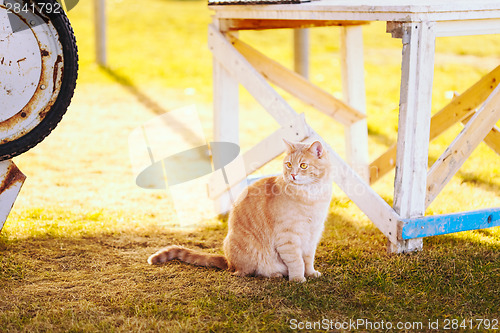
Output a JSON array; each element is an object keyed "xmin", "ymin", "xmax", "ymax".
[
  {"xmin": 300, "ymin": 163, "xmax": 308, "ymax": 170},
  {"xmin": 285, "ymin": 162, "xmax": 292, "ymax": 169}
]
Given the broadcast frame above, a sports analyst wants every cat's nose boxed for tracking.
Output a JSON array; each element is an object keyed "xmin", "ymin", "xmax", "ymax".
[{"xmin": 291, "ymin": 174, "xmax": 297, "ymax": 180}]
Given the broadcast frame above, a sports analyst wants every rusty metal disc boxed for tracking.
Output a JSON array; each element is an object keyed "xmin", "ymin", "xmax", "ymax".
[{"xmin": 0, "ymin": 0, "xmax": 78, "ymax": 160}]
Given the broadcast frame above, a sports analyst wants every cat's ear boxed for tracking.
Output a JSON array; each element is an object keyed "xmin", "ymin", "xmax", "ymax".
[
  {"xmin": 283, "ymin": 139, "xmax": 295, "ymax": 153},
  {"xmin": 308, "ymin": 141, "xmax": 324, "ymax": 158}
]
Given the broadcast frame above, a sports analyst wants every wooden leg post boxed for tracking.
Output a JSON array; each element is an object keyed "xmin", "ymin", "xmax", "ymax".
[
  {"xmin": 212, "ymin": 22, "xmax": 241, "ymax": 214},
  {"xmin": 390, "ymin": 22, "xmax": 436, "ymax": 253},
  {"xmin": 340, "ymin": 25, "xmax": 369, "ymax": 181},
  {"xmin": 294, "ymin": 29, "xmax": 309, "ymax": 79},
  {"xmin": 94, "ymin": 0, "xmax": 106, "ymax": 66}
]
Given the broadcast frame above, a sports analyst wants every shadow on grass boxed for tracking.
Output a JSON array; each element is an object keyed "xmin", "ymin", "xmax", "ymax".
[
  {"xmin": 100, "ymin": 66, "xmax": 205, "ymax": 148},
  {"xmin": 0, "ymin": 205, "xmax": 498, "ymax": 331}
]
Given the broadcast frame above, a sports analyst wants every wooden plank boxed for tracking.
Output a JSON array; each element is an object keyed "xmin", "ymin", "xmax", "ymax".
[
  {"xmin": 208, "ymin": 114, "xmax": 311, "ymax": 200},
  {"xmin": 212, "ymin": 31, "xmax": 242, "ymax": 213},
  {"xmin": 231, "ymin": 36, "xmax": 366, "ymax": 126},
  {"xmin": 294, "ymin": 29, "xmax": 309, "ymax": 79},
  {"xmin": 94, "ymin": 0, "xmax": 107, "ymax": 66},
  {"xmin": 391, "ymin": 21, "xmax": 436, "ymax": 253},
  {"xmin": 400, "ymin": 208, "xmax": 500, "ymax": 239},
  {"xmin": 430, "ymin": 65, "xmax": 500, "ymax": 139},
  {"xmin": 436, "ymin": 18, "xmax": 500, "ymax": 37},
  {"xmin": 212, "ymin": 22, "xmax": 242, "ymax": 214},
  {"xmin": 211, "ymin": 2, "xmax": 500, "ymax": 23},
  {"xmin": 223, "ymin": 19, "xmax": 369, "ymax": 31},
  {"xmin": 208, "ymin": 24, "xmax": 297, "ymax": 126},
  {"xmin": 370, "ymin": 65, "xmax": 500, "ymax": 184},
  {"xmin": 340, "ymin": 25, "xmax": 369, "ymax": 181},
  {"xmin": 426, "ymin": 84, "xmax": 500, "ymax": 207}
]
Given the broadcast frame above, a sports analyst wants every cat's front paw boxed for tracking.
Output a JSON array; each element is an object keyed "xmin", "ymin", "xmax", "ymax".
[
  {"xmin": 289, "ymin": 275, "xmax": 306, "ymax": 283},
  {"xmin": 306, "ymin": 270, "xmax": 322, "ymax": 278}
]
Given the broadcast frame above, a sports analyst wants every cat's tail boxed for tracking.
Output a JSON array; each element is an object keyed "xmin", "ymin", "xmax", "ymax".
[{"xmin": 147, "ymin": 245, "xmax": 228, "ymax": 270}]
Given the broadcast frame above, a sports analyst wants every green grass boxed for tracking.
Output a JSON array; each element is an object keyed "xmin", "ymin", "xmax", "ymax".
[{"xmin": 0, "ymin": 0, "xmax": 499, "ymax": 331}]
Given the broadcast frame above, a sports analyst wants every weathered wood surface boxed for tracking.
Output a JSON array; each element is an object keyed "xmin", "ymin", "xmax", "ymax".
[
  {"xmin": 400, "ymin": 208, "xmax": 500, "ymax": 239},
  {"xmin": 222, "ymin": 19, "xmax": 369, "ymax": 31},
  {"xmin": 391, "ymin": 21, "xmax": 436, "ymax": 253},
  {"xmin": 211, "ymin": 0, "xmax": 500, "ymax": 23},
  {"xmin": 340, "ymin": 25, "xmax": 369, "ymax": 181},
  {"xmin": 212, "ymin": 22, "xmax": 242, "ymax": 213}
]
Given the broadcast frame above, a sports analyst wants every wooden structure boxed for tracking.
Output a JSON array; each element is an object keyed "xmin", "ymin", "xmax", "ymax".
[
  {"xmin": 94, "ymin": 0, "xmax": 106, "ymax": 66},
  {"xmin": 208, "ymin": 0, "xmax": 500, "ymax": 253}
]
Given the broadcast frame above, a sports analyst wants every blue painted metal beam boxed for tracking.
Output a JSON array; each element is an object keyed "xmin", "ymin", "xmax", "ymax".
[{"xmin": 400, "ymin": 208, "xmax": 500, "ymax": 239}]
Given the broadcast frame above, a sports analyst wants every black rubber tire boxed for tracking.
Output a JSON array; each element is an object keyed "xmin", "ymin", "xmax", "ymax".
[{"xmin": 0, "ymin": 1, "xmax": 78, "ymax": 160}]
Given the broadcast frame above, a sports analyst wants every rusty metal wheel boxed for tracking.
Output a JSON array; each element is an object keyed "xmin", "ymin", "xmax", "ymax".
[{"xmin": 0, "ymin": 0, "xmax": 78, "ymax": 160}]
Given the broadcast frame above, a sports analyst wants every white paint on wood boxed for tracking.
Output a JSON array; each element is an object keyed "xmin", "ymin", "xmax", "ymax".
[
  {"xmin": 212, "ymin": 23, "xmax": 243, "ymax": 214},
  {"xmin": 208, "ymin": 24, "xmax": 297, "ymax": 127},
  {"xmin": 436, "ymin": 18, "xmax": 500, "ymax": 37},
  {"xmin": 391, "ymin": 22, "xmax": 436, "ymax": 253},
  {"xmin": 294, "ymin": 29, "xmax": 309, "ymax": 79},
  {"xmin": 340, "ymin": 25, "xmax": 369, "ymax": 181},
  {"xmin": 94, "ymin": 0, "xmax": 106, "ymax": 66},
  {"xmin": 211, "ymin": 1, "xmax": 500, "ymax": 23},
  {"xmin": 426, "ymin": 84, "xmax": 500, "ymax": 207}
]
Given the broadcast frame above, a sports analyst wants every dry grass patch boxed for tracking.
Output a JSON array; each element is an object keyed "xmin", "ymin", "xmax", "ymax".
[{"xmin": 0, "ymin": 0, "xmax": 499, "ymax": 331}]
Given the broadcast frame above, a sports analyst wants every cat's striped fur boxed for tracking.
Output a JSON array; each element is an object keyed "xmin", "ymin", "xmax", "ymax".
[{"xmin": 148, "ymin": 140, "xmax": 333, "ymax": 282}]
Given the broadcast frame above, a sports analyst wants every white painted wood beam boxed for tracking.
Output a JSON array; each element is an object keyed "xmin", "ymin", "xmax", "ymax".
[
  {"xmin": 391, "ymin": 21, "xmax": 436, "ymax": 253},
  {"xmin": 340, "ymin": 25, "xmax": 369, "ymax": 181}
]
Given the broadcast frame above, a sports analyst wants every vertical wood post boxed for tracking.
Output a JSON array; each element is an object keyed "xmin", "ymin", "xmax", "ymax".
[
  {"xmin": 94, "ymin": 0, "xmax": 107, "ymax": 66},
  {"xmin": 390, "ymin": 21, "xmax": 436, "ymax": 253},
  {"xmin": 293, "ymin": 29, "xmax": 309, "ymax": 79},
  {"xmin": 340, "ymin": 25, "xmax": 369, "ymax": 181},
  {"xmin": 212, "ymin": 21, "xmax": 241, "ymax": 214}
]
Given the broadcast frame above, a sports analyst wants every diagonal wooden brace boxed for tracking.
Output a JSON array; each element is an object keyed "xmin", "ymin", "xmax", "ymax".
[
  {"xmin": 370, "ymin": 65, "xmax": 500, "ymax": 184},
  {"xmin": 426, "ymin": 83, "xmax": 500, "ymax": 206},
  {"xmin": 230, "ymin": 36, "xmax": 366, "ymax": 126},
  {"xmin": 208, "ymin": 24, "xmax": 297, "ymax": 127}
]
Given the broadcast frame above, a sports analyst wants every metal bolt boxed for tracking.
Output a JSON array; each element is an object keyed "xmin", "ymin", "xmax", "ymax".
[
  {"xmin": 40, "ymin": 84, "xmax": 46, "ymax": 90},
  {"xmin": 30, "ymin": 20, "xmax": 36, "ymax": 26}
]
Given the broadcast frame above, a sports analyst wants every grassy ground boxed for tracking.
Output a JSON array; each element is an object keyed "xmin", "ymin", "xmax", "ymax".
[{"xmin": 1, "ymin": 0, "xmax": 499, "ymax": 331}]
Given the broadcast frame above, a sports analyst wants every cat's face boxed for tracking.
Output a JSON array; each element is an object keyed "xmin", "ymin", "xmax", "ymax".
[{"xmin": 282, "ymin": 140, "xmax": 330, "ymax": 185}]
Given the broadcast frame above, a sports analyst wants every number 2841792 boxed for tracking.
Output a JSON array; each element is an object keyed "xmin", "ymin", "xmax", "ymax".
[{"xmin": 5, "ymin": 2, "xmax": 62, "ymax": 14}]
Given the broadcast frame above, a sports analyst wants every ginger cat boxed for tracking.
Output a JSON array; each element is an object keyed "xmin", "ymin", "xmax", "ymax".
[{"xmin": 148, "ymin": 139, "xmax": 333, "ymax": 282}]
